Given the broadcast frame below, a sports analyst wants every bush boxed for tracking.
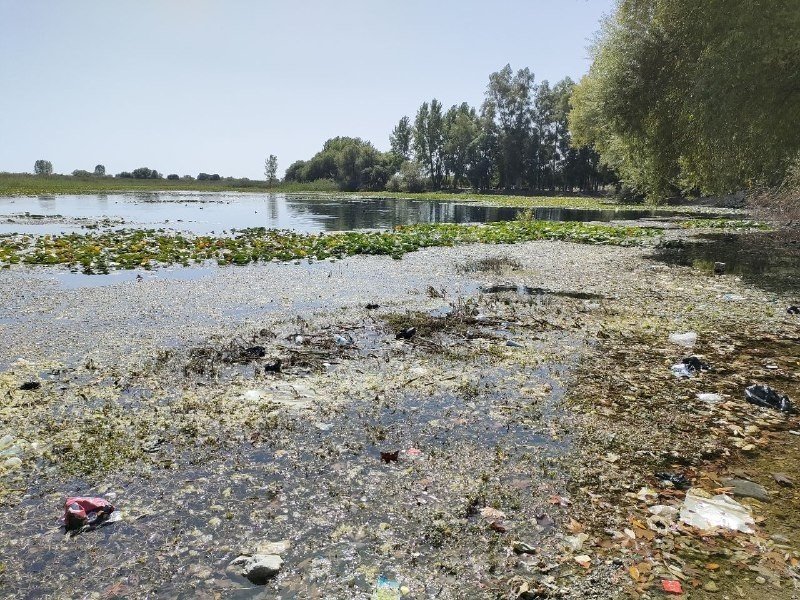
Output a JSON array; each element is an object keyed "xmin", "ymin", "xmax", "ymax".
[
  {"xmin": 72, "ymin": 169, "xmax": 92, "ymax": 177},
  {"xmin": 167, "ymin": 174, "xmax": 179, "ymax": 180}
]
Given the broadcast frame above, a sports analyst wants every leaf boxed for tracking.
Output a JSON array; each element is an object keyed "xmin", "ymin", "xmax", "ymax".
[{"xmin": 629, "ymin": 566, "xmax": 641, "ymax": 581}]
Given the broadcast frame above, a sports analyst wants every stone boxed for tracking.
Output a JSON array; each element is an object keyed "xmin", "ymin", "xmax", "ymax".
[
  {"xmin": 512, "ymin": 541, "xmax": 536, "ymax": 554},
  {"xmin": 254, "ymin": 540, "xmax": 291, "ymax": 556},
  {"xmin": 233, "ymin": 554, "xmax": 283, "ymax": 585},
  {"xmin": 722, "ymin": 478, "xmax": 770, "ymax": 502},
  {"xmin": 704, "ymin": 581, "xmax": 718, "ymax": 592}
]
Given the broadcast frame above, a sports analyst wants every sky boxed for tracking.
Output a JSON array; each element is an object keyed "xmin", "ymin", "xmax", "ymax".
[{"xmin": 0, "ymin": 0, "xmax": 614, "ymax": 180}]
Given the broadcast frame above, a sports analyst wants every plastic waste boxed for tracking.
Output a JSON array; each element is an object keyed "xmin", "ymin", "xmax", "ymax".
[
  {"xmin": 365, "ymin": 303, "xmax": 380, "ymax": 310},
  {"xmin": 679, "ymin": 489, "xmax": 754, "ymax": 533},
  {"xmin": 380, "ymin": 450, "xmax": 399, "ymax": 463},
  {"xmin": 697, "ymin": 392, "xmax": 722, "ymax": 403},
  {"xmin": 713, "ymin": 262, "xmax": 726, "ymax": 275},
  {"xmin": 334, "ymin": 334, "xmax": 352, "ymax": 347},
  {"xmin": 19, "ymin": 381, "xmax": 41, "ymax": 391},
  {"xmin": 264, "ymin": 359, "xmax": 282, "ymax": 373},
  {"xmin": 682, "ymin": 356, "xmax": 709, "ymax": 372},
  {"xmin": 241, "ymin": 346, "xmax": 266, "ymax": 360},
  {"xmin": 668, "ymin": 332, "xmax": 697, "ymax": 348},
  {"xmin": 670, "ymin": 363, "xmax": 691, "ymax": 378},
  {"xmin": 506, "ymin": 340, "xmax": 524, "ymax": 348},
  {"xmin": 372, "ymin": 575, "xmax": 401, "ymax": 600},
  {"xmin": 788, "ymin": 306, "xmax": 799, "ymax": 315},
  {"xmin": 722, "ymin": 293, "xmax": 744, "ymax": 301},
  {"xmin": 64, "ymin": 496, "xmax": 115, "ymax": 531},
  {"xmin": 395, "ymin": 327, "xmax": 416, "ymax": 340},
  {"xmin": 662, "ymin": 580, "xmax": 683, "ymax": 594},
  {"xmin": 745, "ymin": 384, "xmax": 791, "ymax": 413},
  {"xmin": 655, "ymin": 472, "xmax": 690, "ymax": 489}
]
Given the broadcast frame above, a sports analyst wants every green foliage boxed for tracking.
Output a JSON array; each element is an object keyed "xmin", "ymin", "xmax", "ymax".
[
  {"xmin": 0, "ymin": 220, "xmax": 653, "ymax": 272},
  {"xmin": 33, "ymin": 160, "xmax": 53, "ymax": 176},
  {"xmin": 264, "ymin": 154, "xmax": 279, "ymax": 185},
  {"xmin": 413, "ymin": 99, "xmax": 446, "ymax": 189},
  {"xmin": 94, "ymin": 164, "xmax": 106, "ymax": 176},
  {"xmin": 389, "ymin": 116, "xmax": 412, "ymax": 167},
  {"xmin": 570, "ymin": 0, "xmax": 800, "ymax": 201}
]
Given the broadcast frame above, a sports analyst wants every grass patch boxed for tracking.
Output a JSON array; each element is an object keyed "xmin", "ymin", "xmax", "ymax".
[
  {"xmin": 457, "ymin": 255, "xmax": 522, "ymax": 275},
  {"xmin": 0, "ymin": 220, "xmax": 656, "ymax": 272},
  {"xmin": 679, "ymin": 218, "xmax": 771, "ymax": 230}
]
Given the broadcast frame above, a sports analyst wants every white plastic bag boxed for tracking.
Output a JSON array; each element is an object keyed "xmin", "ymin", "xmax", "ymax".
[{"xmin": 679, "ymin": 489, "xmax": 754, "ymax": 533}]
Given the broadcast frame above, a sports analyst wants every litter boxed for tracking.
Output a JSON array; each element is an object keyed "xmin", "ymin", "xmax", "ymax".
[
  {"xmin": 395, "ymin": 327, "xmax": 416, "ymax": 340},
  {"xmin": 506, "ymin": 340, "xmax": 524, "ymax": 348},
  {"xmin": 713, "ymin": 262, "xmax": 726, "ymax": 275},
  {"xmin": 380, "ymin": 450, "xmax": 399, "ymax": 463},
  {"xmin": 697, "ymin": 392, "xmax": 722, "ymax": 403},
  {"xmin": 722, "ymin": 293, "xmax": 744, "ymax": 301},
  {"xmin": 682, "ymin": 356, "xmax": 709, "ymax": 372},
  {"xmin": 679, "ymin": 488, "xmax": 754, "ymax": 533},
  {"xmin": 745, "ymin": 384, "xmax": 792, "ymax": 413},
  {"xmin": 788, "ymin": 306, "xmax": 799, "ymax": 315},
  {"xmin": 670, "ymin": 363, "xmax": 691, "ymax": 378},
  {"xmin": 264, "ymin": 359, "xmax": 282, "ymax": 373},
  {"xmin": 655, "ymin": 472, "xmax": 690, "ymax": 489},
  {"xmin": 63, "ymin": 496, "xmax": 115, "ymax": 531},
  {"xmin": 333, "ymin": 334, "xmax": 352, "ymax": 346},
  {"xmin": 372, "ymin": 575, "xmax": 401, "ymax": 600},
  {"xmin": 661, "ymin": 579, "xmax": 683, "ymax": 594},
  {"xmin": 668, "ymin": 332, "xmax": 697, "ymax": 348},
  {"xmin": 19, "ymin": 381, "xmax": 41, "ymax": 391},
  {"xmin": 365, "ymin": 303, "xmax": 380, "ymax": 310},
  {"xmin": 241, "ymin": 346, "xmax": 266, "ymax": 359}
]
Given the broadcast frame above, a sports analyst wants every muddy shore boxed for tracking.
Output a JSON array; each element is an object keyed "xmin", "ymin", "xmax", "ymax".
[{"xmin": 0, "ymin": 230, "xmax": 798, "ymax": 599}]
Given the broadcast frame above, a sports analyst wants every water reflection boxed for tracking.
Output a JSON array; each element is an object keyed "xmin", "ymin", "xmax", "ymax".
[{"xmin": 0, "ymin": 192, "xmax": 687, "ymax": 235}]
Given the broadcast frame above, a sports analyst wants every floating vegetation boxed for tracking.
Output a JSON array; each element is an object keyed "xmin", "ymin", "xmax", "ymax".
[
  {"xmin": 0, "ymin": 220, "xmax": 655, "ymax": 273},
  {"xmin": 679, "ymin": 218, "xmax": 771, "ymax": 230}
]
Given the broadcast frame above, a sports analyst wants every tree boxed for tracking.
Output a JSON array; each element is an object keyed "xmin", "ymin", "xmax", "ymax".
[
  {"xmin": 485, "ymin": 65, "xmax": 535, "ymax": 189},
  {"xmin": 167, "ymin": 174, "xmax": 179, "ymax": 180},
  {"xmin": 389, "ymin": 116, "xmax": 412, "ymax": 167},
  {"xmin": 132, "ymin": 167, "xmax": 160, "ymax": 179},
  {"xmin": 443, "ymin": 103, "xmax": 478, "ymax": 188},
  {"xmin": 34, "ymin": 160, "xmax": 53, "ymax": 176},
  {"xmin": 94, "ymin": 164, "xmax": 106, "ymax": 176},
  {"xmin": 570, "ymin": 0, "xmax": 800, "ymax": 201},
  {"xmin": 413, "ymin": 99, "xmax": 445, "ymax": 189},
  {"xmin": 72, "ymin": 169, "xmax": 91, "ymax": 177},
  {"xmin": 264, "ymin": 155, "xmax": 279, "ymax": 185}
]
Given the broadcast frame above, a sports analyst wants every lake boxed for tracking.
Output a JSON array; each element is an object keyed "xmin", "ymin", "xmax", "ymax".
[{"xmin": 0, "ymin": 192, "xmax": 686, "ymax": 235}]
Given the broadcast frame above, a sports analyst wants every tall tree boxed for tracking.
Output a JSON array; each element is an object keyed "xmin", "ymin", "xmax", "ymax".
[
  {"xmin": 413, "ymin": 99, "xmax": 445, "ymax": 189},
  {"xmin": 389, "ymin": 116, "xmax": 412, "ymax": 167},
  {"xmin": 443, "ymin": 103, "xmax": 478, "ymax": 188},
  {"xmin": 93, "ymin": 164, "xmax": 106, "ymax": 176},
  {"xmin": 33, "ymin": 159, "xmax": 53, "ymax": 176},
  {"xmin": 264, "ymin": 154, "xmax": 279, "ymax": 185}
]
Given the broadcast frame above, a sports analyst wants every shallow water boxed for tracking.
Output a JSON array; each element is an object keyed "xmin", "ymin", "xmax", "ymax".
[
  {"xmin": 652, "ymin": 231, "xmax": 800, "ymax": 296},
  {"xmin": 0, "ymin": 192, "xmax": 685, "ymax": 235}
]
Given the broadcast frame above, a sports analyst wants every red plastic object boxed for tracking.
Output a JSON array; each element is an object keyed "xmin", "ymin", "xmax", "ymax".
[
  {"xmin": 64, "ymin": 496, "xmax": 114, "ymax": 529},
  {"xmin": 661, "ymin": 579, "xmax": 683, "ymax": 594}
]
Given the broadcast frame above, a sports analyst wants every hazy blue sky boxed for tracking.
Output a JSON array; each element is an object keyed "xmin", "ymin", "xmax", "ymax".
[{"xmin": 0, "ymin": 0, "xmax": 614, "ymax": 179}]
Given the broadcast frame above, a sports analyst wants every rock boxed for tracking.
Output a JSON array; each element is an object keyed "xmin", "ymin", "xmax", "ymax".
[
  {"xmin": 722, "ymin": 478, "xmax": 770, "ymax": 502},
  {"xmin": 233, "ymin": 554, "xmax": 283, "ymax": 585},
  {"xmin": 772, "ymin": 472, "xmax": 794, "ymax": 487},
  {"xmin": 713, "ymin": 262, "xmax": 726, "ymax": 275},
  {"xmin": 704, "ymin": 581, "xmax": 719, "ymax": 592},
  {"xmin": 755, "ymin": 576, "xmax": 766, "ymax": 584},
  {"xmin": 512, "ymin": 541, "xmax": 536, "ymax": 554}
]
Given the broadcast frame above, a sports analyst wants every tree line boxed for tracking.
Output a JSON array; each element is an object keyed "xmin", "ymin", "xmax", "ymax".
[
  {"xmin": 284, "ymin": 65, "xmax": 616, "ymax": 194},
  {"xmin": 570, "ymin": 0, "xmax": 800, "ymax": 202}
]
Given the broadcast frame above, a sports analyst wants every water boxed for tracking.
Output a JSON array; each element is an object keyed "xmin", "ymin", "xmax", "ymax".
[
  {"xmin": 0, "ymin": 192, "xmax": 685, "ymax": 235},
  {"xmin": 652, "ymin": 231, "xmax": 800, "ymax": 296}
]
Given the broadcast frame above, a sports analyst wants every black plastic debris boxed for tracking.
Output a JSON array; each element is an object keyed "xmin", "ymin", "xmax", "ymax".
[
  {"xmin": 745, "ymin": 384, "xmax": 792, "ymax": 413},
  {"xmin": 713, "ymin": 262, "xmax": 726, "ymax": 275},
  {"xmin": 242, "ymin": 346, "xmax": 267, "ymax": 360},
  {"xmin": 19, "ymin": 381, "xmax": 41, "ymax": 391},
  {"xmin": 264, "ymin": 359, "xmax": 282, "ymax": 373},
  {"xmin": 788, "ymin": 306, "xmax": 800, "ymax": 315},
  {"xmin": 396, "ymin": 327, "xmax": 416, "ymax": 340},
  {"xmin": 682, "ymin": 356, "xmax": 710, "ymax": 372},
  {"xmin": 655, "ymin": 472, "xmax": 691, "ymax": 490},
  {"xmin": 380, "ymin": 450, "xmax": 399, "ymax": 463},
  {"xmin": 365, "ymin": 303, "xmax": 380, "ymax": 310}
]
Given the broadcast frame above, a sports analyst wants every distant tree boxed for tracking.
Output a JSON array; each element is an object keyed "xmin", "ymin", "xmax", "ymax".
[
  {"xmin": 94, "ymin": 164, "xmax": 106, "ymax": 176},
  {"xmin": 72, "ymin": 169, "xmax": 92, "ymax": 177},
  {"xmin": 390, "ymin": 116, "xmax": 412, "ymax": 167},
  {"xmin": 132, "ymin": 167, "xmax": 153, "ymax": 179},
  {"xmin": 34, "ymin": 160, "xmax": 53, "ymax": 176},
  {"xmin": 117, "ymin": 171, "xmax": 133, "ymax": 178},
  {"xmin": 210, "ymin": 174, "xmax": 221, "ymax": 181},
  {"xmin": 283, "ymin": 160, "xmax": 307, "ymax": 182},
  {"xmin": 264, "ymin": 154, "xmax": 279, "ymax": 185},
  {"xmin": 413, "ymin": 99, "xmax": 445, "ymax": 189},
  {"xmin": 197, "ymin": 172, "xmax": 210, "ymax": 181},
  {"xmin": 443, "ymin": 103, "xmax": 478, "ymax": 188},
  {"xmin": 182, "ymin": 175, "xmax": 194, "ymax": 180},
  {"xmin": 167, "ymin": 174, "xmax": 179, "ymax": 180}
]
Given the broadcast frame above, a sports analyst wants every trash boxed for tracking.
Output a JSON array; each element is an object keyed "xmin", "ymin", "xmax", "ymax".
[
  {"xmin": 682, "ymin": 356, "xmax": 709, "ymax": 372},
  {"xmin": 670, "ymin": 363, "xmax": 691, "ymax": 378},
  {"xmin": 655, "ymin": 472, "xmax": 690, "ymax": 489},
  {"xmin": 241, "ymin": 346, "xmax": 266, "ymax": 360},
  {"xmin": 372, "ymin": 575, "xmax": 401, "ymax": 600},
  {"xmin": 722, "ymin": 293, "xmax": 744, "ymax": 301},
  {"xmin": 380, "ymin": 450, "xmax": 399, "ymax": 463},
  {"xmin": 506, "ymin": 340, "xmax": 524, "ymax": 348},
  {"xmin": 63, "ymin": 496, "xmax": 115, "ymax": 531},
  {"xmin": 772, "ymin": 472, "xmax": 794, "ymax": 487},
  {"xmin": 365, "ymin": 303, "xmax": 380, "ymax": 310},
  {"xmin": 745, "ymin": 384, "xmax": 792, "ymax": 413},
  {"xmin": 647, "ymin": 505, "xmax": 678, "ymax": 532},
  {"xmin": 661, "ymin": 579, "xmax": 683, "ymax": 594},
  {"xmin": 19, "ymin": 381, "xmax": 41, "ymax": 391},
  {"xmin": 395, "ymin": 327, "xmax": 416, "ymax": 340},
  {"xmin": 565, "ymin": 532, "xmax": 589, "ymax": 551},
  {"xmin": 679, "ymin": 488, "xmax": 754, "ymax": 533},
  {"xmin": 788, "ymin": 306, "xmax": 799, "ymax": 315},
  {"xmin": 406, "ymin": 447, "xmax": 422, "ymax": 457},
  {"xmin": 333, "ymin": 334, "xmax": 350, "ymax": 346},
  {"xmin": 243, "ymin": 389, "xmax": 264, "ymax": 401},
  {"xmin": 314, "ymin": 422, "xmax": 333, "ymax": 432},
  {"xmin": 697, "ymin": 392, "xmax": 722, "ymax": 404},
  {"xmin": 713, "ymin": 262, "xmax": 726, "ymax": 275},
  {"xmin": 573, "ymin": 555, "xmax": 591, "ymax": 568},
  {"xmin": 669, "ymin": 332, "xmax": 697, "ymax": 348},
  {"xmin": 264, "ymin": 359, "xmax": 282, "ymax": 373}
]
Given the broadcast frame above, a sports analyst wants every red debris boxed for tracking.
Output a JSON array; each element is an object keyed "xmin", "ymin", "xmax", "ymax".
[
  {"xmin": 661, "ymin": 579, "xmax": 683, "ymax": 594},
  {"xmin": 64, "ymin": 496, "xmax": 115, "ymax": 530}
]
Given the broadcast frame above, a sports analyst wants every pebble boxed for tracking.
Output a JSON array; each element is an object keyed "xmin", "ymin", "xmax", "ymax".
[
  {"xmin": 231, "ymin": 554, "xmax": 283, "ymax": 585},
  {"xmin": 755, "ymin": 576, "xmax": 766, "ymax": 584},
  {"xmin": 704, "ymin": 581, "xmax": 718, "ymax": 592},
  {"xmin": 722, "ymin": 478, "xmax": 770, "ymax": 502}
]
